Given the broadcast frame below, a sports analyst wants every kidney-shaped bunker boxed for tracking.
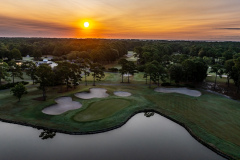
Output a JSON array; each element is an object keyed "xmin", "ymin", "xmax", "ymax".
[{"xmin": 42, "ymin": 97, "xmax": 82, "ymax": 115}]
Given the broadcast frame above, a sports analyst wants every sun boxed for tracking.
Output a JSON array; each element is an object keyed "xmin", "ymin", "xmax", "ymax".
[{"xmin": 84, "ymin": 22, "xmax": 89, "ymax": 28}]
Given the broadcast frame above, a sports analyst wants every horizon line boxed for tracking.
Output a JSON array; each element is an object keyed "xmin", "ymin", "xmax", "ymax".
[{"xmin": 0, "ymin": 36, "xmax": 239, "ymax": 43}]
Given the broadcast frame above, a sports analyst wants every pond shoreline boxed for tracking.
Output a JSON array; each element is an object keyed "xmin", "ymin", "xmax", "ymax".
[{"xmin": 0, "ymin": 109, "xmax": 233, "ymax": 160}]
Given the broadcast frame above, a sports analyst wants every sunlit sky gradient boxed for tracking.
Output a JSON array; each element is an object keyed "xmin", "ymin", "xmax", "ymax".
[{"xmin": 1, "ymin": 0, "xmax": 240, "ymax": 41}]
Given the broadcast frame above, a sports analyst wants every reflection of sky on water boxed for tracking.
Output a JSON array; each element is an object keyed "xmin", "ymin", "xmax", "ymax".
[{"xmin": 0, "ymin": 113, "xmax": 225, "ymax": 160}]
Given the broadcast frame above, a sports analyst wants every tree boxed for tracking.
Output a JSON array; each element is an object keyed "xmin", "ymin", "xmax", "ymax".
[
  {"xmin": 224, "ymin": 59, "xmax": 234, "ymax": 87},
  {"xmin": 203, "ymin": 56, "xmax": 212, "ymax": 66},
  {"xmin": 233, "ymin": 53, "xmax": 240, "ymax": 59},
  {"xmin": 8, "ymin": 60, "xmax": 23, "ymax": 84},
  {"xmin": 193, "ymin": 58, "xmax": 208, "ymax": 82},
  {"xmin": 90, "ymin": 62, "xmax": 105, "ymax": 86},
  {"xmin": 134, "ymin": 46, "xmax": 144, "ymax": 65},
  {"xmin": 210, "ymin": 64, "xmax": 224, "ymax": 89},
  {"xmin": 222, "ymin": 49, "xmax": 235, "ymax": 61},
  {"xmin": 125, "ymin": 61, "xmax": 137, "ymax": 83},
  {"xmin": 9, "ymin": 48, "xmax": 22, "ymax": 60},
  {"xmin": 36, "ymin": 65, "xmax": 53, "ymax": 101},
  {"xmin": 81, "ymin": 59, "xmax": 91, "ymax": 86},
  {"xmin": 0, "ymin": 43, "xmax": 8, "ymax": 59},
  {"xmin": 144, "ymin": 62, "xmax": 158, "ymax": 88},
  {"xmin": 118, "ymin": 59, "xmax": 128, "ymax": 83},
  {"xmin": 0, "ymin": 60, "xmax": 10, "ymax": 85},
  {"xmin": 169, "ymin": 64, "xmax": 184, "ymax": 85},
  {"xmin": 153, "ymin": 61, "xmax": 167, "ymax": 86},
  {"xmin": 143, "ymin": 73, "xmax": 148, "ymax": 84},
  {"xmin": 10, "ymin": 83, "xmax": 27, "ymax": 102},
  {"xmin": 33, "ymin": 49, "xmax": 42, "ymax": 61},
  {"xmin": 54, "ymin": 61, "xmax": 82, "ymax": 91},
  {"xmin": 71, "ymin": 63, "xmax": 82, "ymax": 89},
  {"xmin": 182, "ymin": 59, "xmax": 196, "ymax": 82},
  {"xmin": 162, "ymin": 55, "xmax": 171, "ymax": 67},
  {"xmin": 233, "ymin": 58, "xmax": 240, "ymax": 93},
  {"xmin": 21, "ymin": 61, "xmax": 37, "ymax": 84}
]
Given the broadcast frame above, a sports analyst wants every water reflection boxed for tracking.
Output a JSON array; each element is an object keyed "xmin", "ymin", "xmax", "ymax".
[
  {"xmin": 39, "ymin": 130, "xmax": 56, "ymax": 140},
  {"xmin": 144, "ymin": 112, "xmax": 155, "ymax": 117},
  {"xmin": 0, "ymin": 113, "xmax": 225, "ymax": 160}
]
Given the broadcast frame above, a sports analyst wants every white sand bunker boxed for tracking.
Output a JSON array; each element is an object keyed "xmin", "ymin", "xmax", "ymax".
[
  {"xmin": 42, "ymin": 97, "xmax": 82, "ymax": 115},
  {"xmin": 154, "ymin": 87, "xmax": 201, "ymax": 97},
  {"xmin": 123, "ymin": 73, "xmax": 132, "ymax": 77},
  {"xmin": 114, "ymin": 91, "xmax": 132, "ymax": 97},
  {"xmin": 75, "ymin": 88, "xmax": 109, "ymax": 99}
]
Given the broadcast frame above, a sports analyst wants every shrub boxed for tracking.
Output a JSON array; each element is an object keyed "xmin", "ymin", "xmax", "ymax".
[
  {"xmin": 161, "ymin": 82, "xmax": 172, "ymax": 86},
  {"xmin": 10, "ymin": 83, "xmax": 28, "ymax": 102},
  {"xmin": 0, "ymin": 81, "xmax": 29, "ymax": 90},
  {"xmin": 108, "ymin": 67, "xmax": 119, "ymax": 72}
]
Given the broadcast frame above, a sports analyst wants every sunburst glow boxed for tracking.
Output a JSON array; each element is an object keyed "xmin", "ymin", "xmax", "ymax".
[{"xmin": 84, "ymin": 22, "xmax": 89, "ymax": 28}]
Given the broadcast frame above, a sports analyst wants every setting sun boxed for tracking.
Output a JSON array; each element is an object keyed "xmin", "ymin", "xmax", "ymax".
[{"xmin": 84, "ymin": 22, "xmax": 89, "ymax": 28}]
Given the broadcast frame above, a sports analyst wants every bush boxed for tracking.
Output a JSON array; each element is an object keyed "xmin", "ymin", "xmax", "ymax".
[
  {"xmin": 161, "ymin": 82, "xmax": 172, "ymax": 86},
  {"xmin": 0, "ymin": 81, "xmax": 29, "ymax": 90},
  {"xmin": 184, "ymin": 83, "xmax": 195, "ymax": 88},
  {"xmin": 137, "ymin": 65, "xmax": 145, "ymax": 72},
  {"xmin": 108, "ymin": 67, "xmax": 119, "ymax": 72},
  {"xmin": 10, "ymin": 83, "xmax": 28, "ymax": 102}
]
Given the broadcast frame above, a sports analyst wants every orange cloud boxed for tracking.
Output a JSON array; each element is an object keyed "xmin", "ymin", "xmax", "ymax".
[{"xmin": 1, "ymin": 0, "xmax": 240, "ymax": 40}]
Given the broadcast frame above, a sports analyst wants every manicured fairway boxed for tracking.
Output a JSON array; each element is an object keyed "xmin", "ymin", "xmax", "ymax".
[
  {"xmin": 146, "ymin": 92, "xmax": 240, "ymax": 159},
  {"xmin": 74, "ymin": 99, "xmax": 131, "ymax": 122}
]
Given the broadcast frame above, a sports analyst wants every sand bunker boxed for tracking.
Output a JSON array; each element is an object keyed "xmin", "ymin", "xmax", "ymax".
[
  {"xmin": 123, "ymin": 73, "xmax": 132, "ymax": 77},
  {"xmin": 42, "ymin": 97, "xmax": 82, "ymax": 115},
  {"xmin": 114, "ymin": 91, "xmax": 132, "ymax": 97},
  {"xmin": 75, "ymin": 88, "xmax": 109, "ymax": 99},
  {"xmin": 154, "ymin": 87, "xmax": 201, "ymax": 97},
  {"xmin": 208, "ymin": 75, "xmax": 228, "ymax": 78}
]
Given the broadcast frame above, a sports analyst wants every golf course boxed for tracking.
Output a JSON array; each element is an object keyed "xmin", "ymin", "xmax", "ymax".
[
  {"xmin": 0, "ymin": 50, "xmax": 240, "ymax": 160},
  {"xmin": 0, "ymin": 76, "xmax": 240, "ymax": 159}
]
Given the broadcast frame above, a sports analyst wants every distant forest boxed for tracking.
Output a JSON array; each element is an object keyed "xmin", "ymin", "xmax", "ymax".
[
  {"xmin": 1, "ymin": 38, "xmax": 240, "ymax": 62},
  {"xmin": 0, "ymin": 38, "xmax": 240, "ymax": 92}
]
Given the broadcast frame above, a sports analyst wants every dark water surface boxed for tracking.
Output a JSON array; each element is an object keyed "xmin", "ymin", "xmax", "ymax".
[{"xmin": 0, "ymin": 113, "xmax": 225, "ymax": 160}]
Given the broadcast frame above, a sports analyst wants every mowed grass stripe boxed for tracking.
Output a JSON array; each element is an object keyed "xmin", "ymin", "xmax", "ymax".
[{"xmin": 74, "ymin": 99, "xmax": 131, "ymax": 122}]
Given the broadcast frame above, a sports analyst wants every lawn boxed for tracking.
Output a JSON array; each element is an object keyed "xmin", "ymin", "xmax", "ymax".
[
  {"xmin": 74, "ymin": 99, "xmax": 131, "ymax": 122},
  {"xmin": 206, "ymin": 67, "xmax": 234, "ymax": 84}
]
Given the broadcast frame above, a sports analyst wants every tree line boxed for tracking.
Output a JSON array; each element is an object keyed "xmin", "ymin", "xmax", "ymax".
[
  {"xmin": 0, "ymin": 38, "xmax": 128, "ymax": 64},
  {"xmin": 133, "ymin": 41, "xmax": 240, "ymax": 92},
  {"xmin": 0, "ymin": 59, "xmax": 105, "ymax": 101}
]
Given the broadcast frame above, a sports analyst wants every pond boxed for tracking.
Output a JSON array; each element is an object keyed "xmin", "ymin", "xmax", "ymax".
[{"xmin": 0, "ymin": 113, "xmax": 225, "ymax": 160}]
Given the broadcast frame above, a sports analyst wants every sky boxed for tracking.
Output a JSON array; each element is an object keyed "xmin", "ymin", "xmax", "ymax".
[{"xmin": 0, "ymin": 0, "xmax": 240, "ymax": 41}]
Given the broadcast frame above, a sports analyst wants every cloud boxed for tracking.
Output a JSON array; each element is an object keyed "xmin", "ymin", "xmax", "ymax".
[
  {"xmin": 217, "ymin": 28, "xmax": 240, "ymax": 30},
  {"xmin": 0, "ymin": 15, "xmax": 78, "ymax": 37}
]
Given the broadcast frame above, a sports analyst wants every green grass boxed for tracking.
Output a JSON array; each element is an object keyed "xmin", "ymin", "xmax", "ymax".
[
  {"xmin": 0, "ymin": 83, "xmax": 240, "ymax": 159},
  {"xmin": 22, "ymin": 56, "xmax": 34, "ymax": 61},
  {"xmin": 126, "ymin": 51, "xmax": 138, "ymax": 62},
  {"xmin": 74, "ymin": 99, "xmax": 131, "ymax": 122},
  {"xmin": 133, "ymin": 72, "xmax": 145, "ymax": 82},
  {"xmin": 206, "ymin": 68, "xmax": 234, "ymax": 84}
]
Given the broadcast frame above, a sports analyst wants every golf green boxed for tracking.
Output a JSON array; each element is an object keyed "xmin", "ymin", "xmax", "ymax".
[{"xmin": 74, "ymin": 99, "xmax": 131, "ymax": 122}]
